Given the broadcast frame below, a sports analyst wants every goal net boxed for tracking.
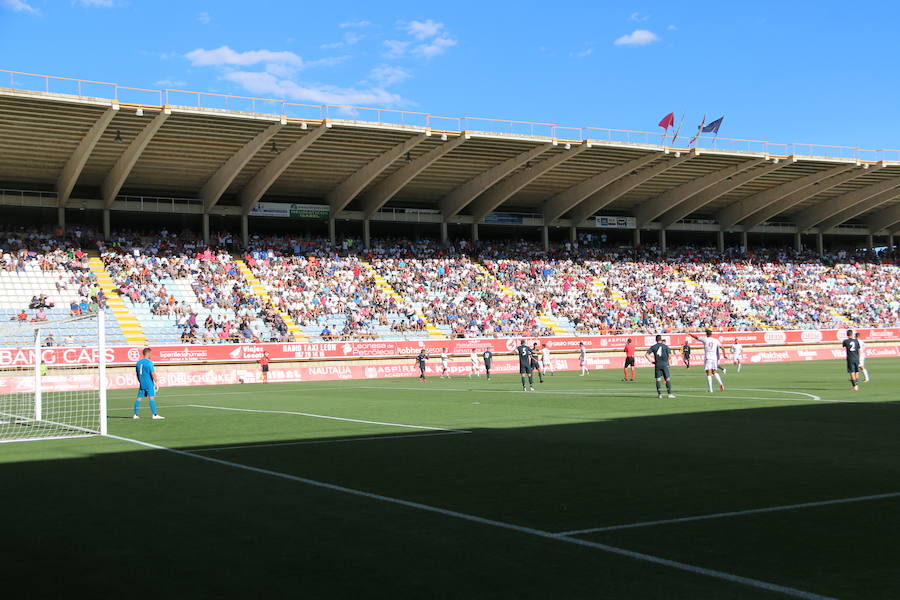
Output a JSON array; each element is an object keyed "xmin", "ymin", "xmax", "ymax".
[{"xmin": 0, "ymin": 311, "xmax": 107, "ymax": 443}]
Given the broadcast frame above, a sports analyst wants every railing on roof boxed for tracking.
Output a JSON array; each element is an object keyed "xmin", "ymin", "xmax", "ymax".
[{"xmin": 3, "ymin": 68, "xmax": 900, "ymax": 163}]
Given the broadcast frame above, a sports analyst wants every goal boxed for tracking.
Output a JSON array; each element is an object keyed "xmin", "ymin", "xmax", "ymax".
[{"xmin": 0, "ymin": 311, "xmax": 108, "ymax": 443}]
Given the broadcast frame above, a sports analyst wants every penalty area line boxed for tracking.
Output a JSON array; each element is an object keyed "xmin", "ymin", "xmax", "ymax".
[
  {"xmin": 187, "ymin": 404, "xmax": 468, "ymax": 433},
  {"xmin": 189, "ymin": 430, "xmax": 470, "ymax": 453},
  {"xmin": 104, "ymin": 432, "xmax": 838, "ymax": 600},
  {"xmin": 557, "ymin": 490, "xmax": 900, "ymax": 536}
]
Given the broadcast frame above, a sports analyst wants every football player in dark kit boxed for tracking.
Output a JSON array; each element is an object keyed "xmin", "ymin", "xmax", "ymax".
[
  {"xmin": 530, "ymin": 343, "xmax": 544, "ymax": 384},
  {"xmin": 842, "ymin": 329, "xmax": 861, "ymax": 391},
  {"xmin": 482, "ymin": 349, "xmax": 493, "ymax": 380},
  {"xmin": 416, "ymin": 350, "xmax": 427, "ymax": 382},
  {"xmin": 646, "ymin": 335, "xmax": 676, "ymax": 399},
  {"xmin": 681, "ymin": 340, "xmax": 691, "ymax": 369},
  {"xmin": 516, "ymin": 340, "xmax": 535, "ymax": 391}
]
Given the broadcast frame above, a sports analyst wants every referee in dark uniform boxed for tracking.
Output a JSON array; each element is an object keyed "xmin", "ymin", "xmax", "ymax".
[
  {"xmin": 482, "ymin": 349, "xmax": 493, "ymax": 380},
  {"xmin": 646, "ymin": 335, "xmax": 675, "ymax": 399}
]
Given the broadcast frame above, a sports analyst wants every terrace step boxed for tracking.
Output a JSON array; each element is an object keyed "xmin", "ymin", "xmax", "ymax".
[
  {"xmin": 234, "ymin": 258, "xmax": 305, "ymax": 341},
  {"xmin": 86, "ymin": 255, "xmax": 147, "ymax": 346}
]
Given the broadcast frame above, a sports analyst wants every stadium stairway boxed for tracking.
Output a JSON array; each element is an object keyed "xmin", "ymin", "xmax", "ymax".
[
  {"xmin": 359, "ymin": 260, "xmax": 444, "ymax": 339},
  {"xmin": 537, "ymin": 314, "xmax": 566, "ymax": 336},
  {"xmin": 86, "ymin": 255, "xmax": 147, "ymax": 346},
  {"xmin": 473, "ymin": 263, "xmax": 515, "ymax": 299},
  {"xmin": 591, "ymin": 277, "xmax": 629, "ymax": 307},
  {"xmin": 233, "ymin": 258, "xmax": 305, "ymax": 341}
]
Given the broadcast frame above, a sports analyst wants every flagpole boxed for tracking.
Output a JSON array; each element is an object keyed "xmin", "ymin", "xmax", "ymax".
[{"xmin": 671, "ymin": 112, "xmax": 685, "ymax": 146}]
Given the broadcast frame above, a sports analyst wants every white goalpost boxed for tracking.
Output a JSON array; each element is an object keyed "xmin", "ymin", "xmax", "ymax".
[{"xmin": 0, "ymin": 311, "xmax": 107, "ymax": 443}]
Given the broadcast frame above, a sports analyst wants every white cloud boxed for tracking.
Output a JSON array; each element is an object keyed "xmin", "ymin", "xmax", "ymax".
[
  {"xmin": 667, "ymin": 24, "xmax": 677, "ymax": 30},
  {"xmin": 405, "ymin": 19, "xmax": 443, "ymax": 40},
  {"xmin": 613, "ymin": 29, "xmax": 660, "ymax": 46},
  {"xmin": 369, "ymin": 65, "xmax": 411, "ymax": 87},
  {"xmin": 570, "ymin": 48, "xmax": 593, "ymax": 58},
  {"xmin": 415, "ymin": 35, "xmax": 456, "ymax": 58},
  {"xmin": 155, "ymin": 79, "xmax": 187, "ymax": 87},
  {"xmin": 383, "ymin": 39, "xmax": 410, "ymax": 58},
  {"xmin": 340, "ymin": 20, "xmax": 371, "ymax": 28},
  {"xmin": 628, "ymin": 12, "xmax": 649, "ymax": 22},
  {"xmin": 197, "ymin": 12, "xmax": 211, "ymax": 24},
  {"xmin": 185, "ymin": 46, "xmax": 303, "ymax": 67},
  {"xmin": 2, "ymin": 0, "xmax": 39, "ymax": 13},
  {"xmin": 74, "ymin": 0, "xmax": 114, "ymax": 6},
  {"xmin": 223, "ymin": 71, "xmax": 406, "ymax": 107},
  {"xmin": 320, "ymin": 31, "xmax": 364, "ymax": 50}
]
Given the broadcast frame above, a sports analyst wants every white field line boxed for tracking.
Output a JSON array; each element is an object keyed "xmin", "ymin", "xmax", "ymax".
[
  {"xmin": 104, "ymin": 432, "xmax": 838, "ymax": 600},
  {"xmin": 350, "ymin": 385, "xmax": 840, "ymax": 404},
  {"xmin": 187, "ymin": 404, "xmax": 468, "ymax": 433},
  {"xmin": 557, "ymin": 490, "xmax": 900, "ymax": 537},
  {"xmin": 189, "ymin": 430, "xmax": 470, "ymax": 452}
]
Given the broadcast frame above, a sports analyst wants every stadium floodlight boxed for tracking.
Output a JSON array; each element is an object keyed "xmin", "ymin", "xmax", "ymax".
[{"xmin": 0, "ymin": 312, "xmax": 108, "ymax": 443}]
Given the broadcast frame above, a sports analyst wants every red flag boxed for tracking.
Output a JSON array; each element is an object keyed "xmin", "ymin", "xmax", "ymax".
[{"xmin": 658, "ymin": 112, "xmax": 675, "ymax": 130}]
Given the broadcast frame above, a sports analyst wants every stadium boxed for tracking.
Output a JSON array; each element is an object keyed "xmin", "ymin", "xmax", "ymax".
[{"xmin": 2, "ymin": 4, "xmax": 899, "ymax": 599}]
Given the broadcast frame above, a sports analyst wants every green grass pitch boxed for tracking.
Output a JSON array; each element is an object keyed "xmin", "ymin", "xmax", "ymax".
[{"xmin": 3, "ymin": 359, "xmax": 899, "ymax": 599}]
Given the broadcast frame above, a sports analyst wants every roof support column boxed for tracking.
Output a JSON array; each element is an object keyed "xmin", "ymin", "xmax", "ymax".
[
  {"xmin": 867, "ymin": 234, "xmax": 874, "ymax": 251},
  {"xmin": 888, "ymin": 232, "xmax": 894, "ymax": 250},
  {"xmin": 472, "ymin": 223, "xmax": 479, "ymax": 244},
  {"xmin": 740, "ymin": 231, "xmax": 748, "ymax": 253},
  {"xmin": 794, "ymin": 232, "xmax": 801, "ymax": 252},
  {"xmin": 58, "ymin": 206, "xmax": 65, "ymax": 231},
  {"xmin": 541, "ymin": 225, "xmax": 549, "ymax": 252},
  {"xmin": 328, "ymin": 217, "xmax": 336, "ymax": 246},
  {"xmin": 102, "ymin": 109, "xmax": 170, "ymax": 208},
  {"xmin": 202, "ymin": 213, "xmax": 210, "ymax": 246},
  {"xmin": 363, "ymin": 218, "xmax": 371, "ymax": 250},
  {"xmin": 717, "ymin": 231, "xmax": 724, "ymax": 253},
  {"xmin": 569, "ymin": 225, "xmax": 576, "ymax": 244},
  {"xmin": 241, "ymin": 214, "xmax": 249, "ymax": 249},
  {"xmin": 816, "ymin": 232, "xmax": 824, "ymax": 256},
  {"xmin": 633, "ymin": 228, "xmax": 640, "ymax": 249},
  {"xmin": 659, "ymin": 228, "xmax": 667, "ymax": 253},
  {"xmin": 103, "ymin": 208, "xmax": 110, "ymax": 241},
  {"xmin": 58, "ymin": 106, "xmax": 118, "ymax": 207},
  {"xmin": 440, "ymin": 221, "xmax": 448, "ymax": 246}
]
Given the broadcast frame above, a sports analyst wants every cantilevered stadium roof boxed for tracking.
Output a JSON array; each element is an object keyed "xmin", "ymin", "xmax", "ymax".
[{"xmin": 1, "ymin": 68, "xmax": 899, "ymax": 237}]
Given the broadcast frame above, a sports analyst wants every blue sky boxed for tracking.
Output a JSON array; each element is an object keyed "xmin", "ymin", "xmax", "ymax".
[{"xmin": 1, "ymin": 0, "xmax": 897, "ymax": 150}]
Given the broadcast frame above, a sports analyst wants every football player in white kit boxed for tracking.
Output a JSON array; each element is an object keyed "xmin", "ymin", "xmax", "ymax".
[
  {"xmin": 855, "ymin": 332, "xmax": 870, "ymax": 382},
  {"xmin": 541, "ymin": 344, "xmax": 553, "ymax": 376},
  {"xmin": 690, "ymin": 329, "xmax": 725, "ymax": 392},
  {"xmin": 440, "ymin": 348, "xmax": 450, "ymax": 378},
  {"xmin": 730, "ymin": 340, "xmax": 743, "ymax": 373},
  {"xmin": 468, "ymin": 351, "xmax": 480, "ymax": 378},
  {"xmin": 578, "ymin": 342, "xmax": 588, "ymax": 376}
]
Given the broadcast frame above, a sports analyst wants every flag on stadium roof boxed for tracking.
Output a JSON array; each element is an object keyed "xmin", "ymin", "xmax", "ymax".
[
  {"xmin": 658, "ymin": 112, "xmax": 675, "ymax": 130},
  {"xmin": 670, "ymin": 112, "xmax": 685, "ymax": 145},
  {"xmin": 689, "ymin": 114, "xmax": 706, "ymax": 146},
  {"xmin": 702, "ymin": 116, "xmax": 724, "ymax": 134}
]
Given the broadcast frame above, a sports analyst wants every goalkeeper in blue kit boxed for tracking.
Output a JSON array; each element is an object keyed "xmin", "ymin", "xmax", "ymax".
[{"xmin": 134, "ymin": 347, "xmax": 164, "ymax": 420}]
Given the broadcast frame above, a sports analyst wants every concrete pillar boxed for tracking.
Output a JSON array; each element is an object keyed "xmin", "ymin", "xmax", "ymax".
[
  {"xmin": 717, "ymin": 230, "xmax": 724, "ymax": 253},
  {"xmin": 632, "ymin": 228, "xmax": 640, "ymax": 248},
  {"xmin": 740, "ymin": 230, "xmax": 748, "ymax": 253},
  {"xmin": 569, "ymin": 225, "xmax": 576, "ymax": 243},
  {"xmin": 57, "ymin": 206, "xmax": 65, "ymax": 231},
  {"xmin": 440, "ymin": 221, "xmax": 448, "ymax": 246},
  {"xmin": 201, "ymin": 213, "xmax": 210, "ymax": 245},
  {"xmin": 102, "ymin": 208, "xmax": 110, "ymax": 240},
  {"xmin": 363, "ymin": 218, "xmax": 370, "ymax": 249},
  {"xmin": 241, "ymin": 214, "xmax": 249, "ymax": 249},
  {"xmin": 866, "ymin": 234, "xmax": 874, "ymax": 251},
  {"xmin": 471, "ymin": 222, "xmax": 479, "ymax": 243},
  {"xmin": 889, "ymin": 233, "xmax": 895, "ymax": 250},
  {"xmin": 659, "ymin": 228, "xmax": 667, "ymax": 253},
  {"xmin": 328, "ymin": 217, "xmax": 336, "ymax": 245},
  {"xmin": 541, "ymin": 225, "xmax": 549, "ymax": 252},
  {"xmin": 793, "ymin": 232, "xmax": 802, "ymax": 252},
  {"xmin": 816, "ymin": 232, "xmax": 824, "ymax": 256}
]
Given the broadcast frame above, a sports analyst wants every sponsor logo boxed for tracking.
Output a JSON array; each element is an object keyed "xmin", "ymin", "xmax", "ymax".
[
  {"xmin": 800, "ymin": 330, "xmax": 823, "ymax": 343},
  {"xmin": 342, "ymin": 342, "xmax": 354, "ymax": 355},
  {"xmin": 364, "ymin": 366, "xmax": 378, "ymax": 379},
  {"xmin": 127, "ymin": 348, "xmax": 142, "ymax": 361},
  {"xmin": 763, "ymin": 331, "xmax": 787, "ymax": 344}
]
